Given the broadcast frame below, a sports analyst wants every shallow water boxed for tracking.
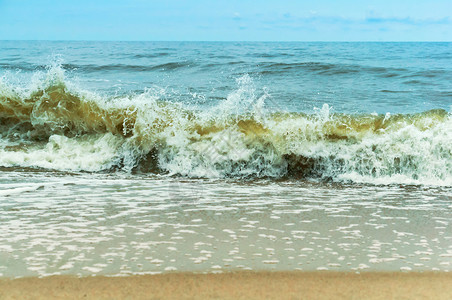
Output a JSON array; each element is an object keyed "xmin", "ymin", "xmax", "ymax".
[{"xmin": 0, "ymin": 171, "xmax": 451, "ymax": 277}]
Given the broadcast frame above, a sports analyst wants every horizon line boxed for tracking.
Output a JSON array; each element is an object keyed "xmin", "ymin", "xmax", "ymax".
[{"xmin": 1, "ymin": 39, "xmax": 451, "ymax": 43}]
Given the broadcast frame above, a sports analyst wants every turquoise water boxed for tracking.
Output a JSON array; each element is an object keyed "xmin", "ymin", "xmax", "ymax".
[{"xmin": 1, "ymin": 41, "xmax": 451, "ymax": 113}]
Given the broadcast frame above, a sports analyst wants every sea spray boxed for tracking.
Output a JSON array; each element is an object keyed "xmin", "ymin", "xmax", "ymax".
[{"xmin": 0, "ymin": 65, "xmax": 451, "ymax": 185}]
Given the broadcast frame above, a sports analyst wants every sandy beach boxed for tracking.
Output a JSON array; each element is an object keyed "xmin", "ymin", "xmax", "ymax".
[{"xmin": 1, "ymin": 272, "xmax": 452, "ymax": 299}]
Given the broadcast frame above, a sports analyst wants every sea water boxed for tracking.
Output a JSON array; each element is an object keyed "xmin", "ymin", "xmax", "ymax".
[{"xmin": 0, "ymin": 41, "xmax": 451, "ymax": 277}]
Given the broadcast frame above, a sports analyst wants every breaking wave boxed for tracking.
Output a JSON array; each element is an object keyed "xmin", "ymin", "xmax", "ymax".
[{"xmin": 0, "ymin": 66, "xmax": 451, "ymax": 186}]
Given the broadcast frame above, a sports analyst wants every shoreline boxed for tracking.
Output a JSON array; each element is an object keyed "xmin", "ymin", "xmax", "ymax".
[{"xmin": 1, "ymin": 271, "xmax": 452, "ymax": 299}]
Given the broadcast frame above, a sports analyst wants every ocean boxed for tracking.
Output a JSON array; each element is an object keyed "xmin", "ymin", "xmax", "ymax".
[{"xmin": 0, "ymin": 41, "xmax": 451, "ymax": 277}]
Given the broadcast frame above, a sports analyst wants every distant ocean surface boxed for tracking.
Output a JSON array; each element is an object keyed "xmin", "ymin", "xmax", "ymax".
[{"xmin": 0, "ymin": 42, "xmax": 451, "ymax": 277}]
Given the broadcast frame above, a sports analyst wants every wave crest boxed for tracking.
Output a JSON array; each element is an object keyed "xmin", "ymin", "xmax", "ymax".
[{"xmin": 0, "ymin": 66, "xmax": 451, "ymax": 185}]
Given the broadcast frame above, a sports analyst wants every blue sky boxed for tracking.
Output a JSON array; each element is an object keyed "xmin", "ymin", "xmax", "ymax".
[{"xmin": 0, "ymin": 0, "xmax": 451, "ymax": 41}]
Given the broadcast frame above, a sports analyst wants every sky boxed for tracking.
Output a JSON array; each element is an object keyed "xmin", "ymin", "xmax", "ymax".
[{"xmin": 0, "ymin": 0, "xmax": 451, "ymax": 41}]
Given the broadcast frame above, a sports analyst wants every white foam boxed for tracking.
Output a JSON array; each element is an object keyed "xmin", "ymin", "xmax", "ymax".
[{"xmin": 1, "ymin": 66, "xmax": 451, "ymax": 186}]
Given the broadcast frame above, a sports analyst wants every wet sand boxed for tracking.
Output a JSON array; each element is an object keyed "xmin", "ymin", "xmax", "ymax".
[{"xmin": 1, "ymin": 272, "xmax": 452, "ymax": 300}]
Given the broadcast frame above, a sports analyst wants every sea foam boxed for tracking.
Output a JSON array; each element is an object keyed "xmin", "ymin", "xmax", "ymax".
[{"xmin": 0, "ymin": 66, "xmax": 450, "ymax": 186}]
